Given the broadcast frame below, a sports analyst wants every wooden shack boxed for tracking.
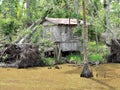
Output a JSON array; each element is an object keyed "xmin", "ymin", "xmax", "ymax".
[{"xmin": 43, "ymin": 17, "xmax": 89, "ymax": 52}]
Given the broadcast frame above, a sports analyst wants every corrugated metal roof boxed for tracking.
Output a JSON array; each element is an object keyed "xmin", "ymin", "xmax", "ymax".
[{"xmin": 45, "ymin": 17, "xmax": 90, "ymax": 25}]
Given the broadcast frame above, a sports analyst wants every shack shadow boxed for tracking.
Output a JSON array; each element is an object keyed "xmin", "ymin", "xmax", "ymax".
[{"xmin": 90, "ymin": 78, "xmax": 116, "ymax": 90}]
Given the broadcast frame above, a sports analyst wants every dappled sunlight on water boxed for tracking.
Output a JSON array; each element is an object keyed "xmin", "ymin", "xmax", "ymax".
[{"xmin": 0, "ymin": 64, "xmax": 120, "ymax": 90}]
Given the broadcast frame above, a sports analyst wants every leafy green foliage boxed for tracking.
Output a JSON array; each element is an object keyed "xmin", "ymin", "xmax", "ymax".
[
  {"xmin": 31, "ymin": 26, "xmax": 43, "ymax": 43},
  {"xmin": 0, "ymin": 18, "xmax": 20, "ymax": 41},
  {"xmin": 88, "ymin": 54, "xmax": 103, "ymax": 62},
  {"xmin": 73, "ymin": 27, "xmax": 82, "ymax": 36},
  {"xmin": 67, "ymin": 53, "xmax": 82, "ymax": 64},
  {"xmin": 44, "ymin": 57, "xmax": 55, "ymax": 66},
  {"xmin": 48, "ymin": 0, "xmax": 77, "ymax": 18},
  {"xmin": 109, "ymin": 1, "xmax": 120, "ymax": 29},
  {"xmin": 88, "ymin": 41, "xmax": 108, "ymax": 62}
]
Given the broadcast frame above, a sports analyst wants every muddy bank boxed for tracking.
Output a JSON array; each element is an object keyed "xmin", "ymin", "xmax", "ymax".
[{"xmin": 0, "ymin": 64, "xmax": 120, "ymax": 90}]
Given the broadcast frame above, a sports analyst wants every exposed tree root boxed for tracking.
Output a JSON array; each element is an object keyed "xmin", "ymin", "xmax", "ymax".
[{"xmin": 0, "ymin": 44, "xmax": 45, "ymax": 68}]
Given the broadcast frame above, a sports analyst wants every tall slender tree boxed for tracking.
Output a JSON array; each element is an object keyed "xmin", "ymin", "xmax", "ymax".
[{"xmin": 80, "ymin": 0, "xmax": 93, "ymax": 78}]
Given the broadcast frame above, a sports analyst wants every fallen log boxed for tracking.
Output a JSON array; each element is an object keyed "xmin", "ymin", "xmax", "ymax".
[
  {"xmin": 13, "ymin": 18, "xmax": 45, "ymax": 44},
  {"xmin": 18, "ymin": 26, "xmax": 38, "ymax": 44}
]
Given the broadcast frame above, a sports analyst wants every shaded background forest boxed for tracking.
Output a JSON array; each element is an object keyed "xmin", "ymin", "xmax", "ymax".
[{"xmin": 0, "ymin": 0, "xmax": 120, "ymax": 65}]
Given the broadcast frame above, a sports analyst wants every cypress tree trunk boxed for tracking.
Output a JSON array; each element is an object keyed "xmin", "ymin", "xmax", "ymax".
[{"xmin": 80, "ymin": 0, "xmax": 93, "ymax": 78}]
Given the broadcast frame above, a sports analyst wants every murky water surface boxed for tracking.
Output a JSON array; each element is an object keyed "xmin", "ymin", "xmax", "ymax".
[{"xmin": 0, "ymin": 64, "xmax": 120, "ymax": 90}]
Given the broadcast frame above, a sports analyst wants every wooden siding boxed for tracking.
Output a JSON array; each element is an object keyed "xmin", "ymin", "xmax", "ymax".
[
  {"xmin": 43, "ymin": 24, "xmax": 61, "ymax": 42},
  {"xmin": 61, "ymin": 26, "xmax": 74, "ymax": 42},
  {"xmin": 43, "ymin": 21, "xmax": 81, "ymax": 51},
  {"xmin": 60, "ymin": 41, "xmax": 81, "ymax": 51}
]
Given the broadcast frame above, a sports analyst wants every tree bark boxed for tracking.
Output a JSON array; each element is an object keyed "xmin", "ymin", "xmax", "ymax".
[
  {"xmin": 82, "ymin": 0, "xmax": 88, "ymax": 63},
  {"xmin": 80, "ymin": 0, "xmax": 93, "ymax": 78},
  {"xmin": 18, "ymin": 26, "xmax": 38, "ymax": 44}
]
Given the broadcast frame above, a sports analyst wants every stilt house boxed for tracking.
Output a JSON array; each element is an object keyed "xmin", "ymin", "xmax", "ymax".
[{"xmin": 42, "ymin": 17, "xmax": 90, "ymax": 52}]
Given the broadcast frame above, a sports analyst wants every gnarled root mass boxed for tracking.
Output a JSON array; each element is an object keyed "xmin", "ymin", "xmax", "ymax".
[
  {"xmin": 0, "ymin": 44, "xmax": 45, "ymax": 68},
  {"xmin": 107, "ymin": 39, "xmax": 120, "ymax": 63}
]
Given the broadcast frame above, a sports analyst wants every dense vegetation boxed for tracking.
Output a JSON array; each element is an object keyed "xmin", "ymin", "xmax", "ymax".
[{"xmin": 0, "ymin": 0, "xmax": 120, "ymax": 65}]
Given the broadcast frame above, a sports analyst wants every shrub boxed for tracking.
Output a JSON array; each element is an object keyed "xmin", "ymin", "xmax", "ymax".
[
  {"xmin": 88, "ymin": 54, "xmax": 104, "ymax": 62},
  {"xmin": 44, "ymin": 57, "xmax": 55, "ymax": 66},
  {"xmin": 0, "ymin": 18, "xmax": 20, "ymax": 42},
  {"xmin": 88, "ymin": 41, "xmax": 108, "ymax": 62},
  {"xmin": 67, "ymin": 53, "xmax": 82, "ymax": 64}
]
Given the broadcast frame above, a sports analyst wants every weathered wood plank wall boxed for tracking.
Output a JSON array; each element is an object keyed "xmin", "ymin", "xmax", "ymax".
[{"xmin": 43, "ymin": 21, "xmax": 81, "ymax": 51}]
